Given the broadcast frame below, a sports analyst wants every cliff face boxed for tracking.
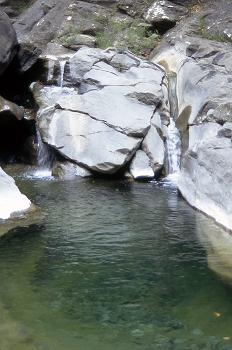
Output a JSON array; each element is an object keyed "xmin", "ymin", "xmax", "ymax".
[{"xmin": 150, "ymin": 0, "xmax": 232, "ymax": 230}]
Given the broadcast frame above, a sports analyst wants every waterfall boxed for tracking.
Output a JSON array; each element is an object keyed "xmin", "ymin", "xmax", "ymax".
[
  {"xmin": 166, "ymin": 118, "xmax": 181, "ymax": 182},
  {"xmin": 47, "ymin": 59, "xmax": 55, "ymax": 83},
  {"xmin": 165, "ymin": 71, "xmax": 181, "ymax": 183},
  {"xmin": 32, "ymin": 128, "xmax": 53, "ymax": 177},
  {"xmin": 59, "ymin": 60, "xmax": 67, "ymax": 88}
]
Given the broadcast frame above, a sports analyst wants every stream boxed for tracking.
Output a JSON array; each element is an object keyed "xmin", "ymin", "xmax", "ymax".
[{"xmin": 0, "ymin": 166, "xmax": 232, "ymax": 350}]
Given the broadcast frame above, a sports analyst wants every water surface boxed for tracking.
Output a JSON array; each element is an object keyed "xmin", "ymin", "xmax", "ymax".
[{"xmin": 1, "ymin": 168, "xmax": 232, "ymax": 350}]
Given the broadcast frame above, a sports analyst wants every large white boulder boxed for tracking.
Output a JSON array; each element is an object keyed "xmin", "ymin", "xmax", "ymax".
[
  {"xmin": 31, "ymin": 48, "xmax": 167, "ymax": 175},
  {"xmin": 0, "ymin": 167, "xmax": 31, "ymax": 220}
]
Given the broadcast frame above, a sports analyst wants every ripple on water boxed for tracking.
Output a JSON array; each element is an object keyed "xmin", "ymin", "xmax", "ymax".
[{"xmin": 0, "ymin": 173, "xmax": 232, "ymax": 350}]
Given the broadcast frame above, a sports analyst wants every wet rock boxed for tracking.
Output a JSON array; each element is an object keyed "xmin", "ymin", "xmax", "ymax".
[{"xmin": 52, "ymin": 161, "xmax": 92, "ymax": 179}]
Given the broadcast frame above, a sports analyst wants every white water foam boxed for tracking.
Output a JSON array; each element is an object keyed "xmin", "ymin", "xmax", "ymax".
[
  {"xmin": 166, "ymin": 118, "xmax": 181, "ymax": 184},
  {"xmin": 59, "ymin": 60, "xmax": 67, "ymax": 88},
  {"xmin": 23, "ymin": 169, "xmax": 53, "ymax": 180}
]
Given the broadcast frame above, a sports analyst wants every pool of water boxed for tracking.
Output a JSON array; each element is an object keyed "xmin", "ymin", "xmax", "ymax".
[{"xmin": 1, "ymin": 167, "xmax": 232, "ymax": 350}]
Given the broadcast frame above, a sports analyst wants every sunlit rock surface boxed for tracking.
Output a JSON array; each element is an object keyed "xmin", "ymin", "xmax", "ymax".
[
  {"xmin": 150, "ymin": 5, "xmax": 232, "ymax": 231},
  {"xmin": 31, "ymin": 48, "xmax": 167, "ymax": 176},
  {"xmin": 130, "ymin": 150, "xmax": 154, "ymax": 180},
  {"xmin": 0, "ymin": 167, "xmax": 31, "ymax": 220},
  {"xmin": 144, "ymin": 0, "xmax": 187, "ymax": 29}
]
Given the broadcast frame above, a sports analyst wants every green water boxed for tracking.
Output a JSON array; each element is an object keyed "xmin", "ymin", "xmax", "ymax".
[{"xmin": 1, "ymin": 168, "xmax": 232, "ymax": 350}]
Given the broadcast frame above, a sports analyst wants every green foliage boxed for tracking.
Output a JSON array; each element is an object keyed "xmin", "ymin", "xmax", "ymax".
[
  {"xmin": 203, "ymin": 31, "xmax": 226, "ymax": 42},
  {"xmin": 195, "ymin": 17, "xmax": 205, "ymax": 36},
  {"xmin": 18, "ymin": 0, "xmax": 37, "ymax": 13},
  {"xmin": 92, "ymin": 16, "xmax": 159, "ymax": 55},
  {"xmin": 58, "ymin": 10, "xmax": 160, "ymax": 55},
  {"xmin": 58, "ymin": 25, "xmax": 83, "ymax": 45},
  {"xmin": 95, "ymin": 33, "xmax": 114, "ymax": 48},
  {"xmin": 195, "ymin": 17, "xmax": 226, "ymax": 42}
]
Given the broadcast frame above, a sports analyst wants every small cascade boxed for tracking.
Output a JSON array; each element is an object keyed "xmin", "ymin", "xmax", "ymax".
[
  {"xmin": 59, "ymin": 60, "xmax": 67, "ymax": 88},
  {"xmin": 165, "ymin": 70, "xmax": 181, "ymax": 184},
  {"xmin": 166, "ymin": 118, "xmax": 181, "ymax": 182},
  {"xmin": 47, "ymin": 59, "xmax": 56, "ymax": 83},
  {"xmin": 33, "ymin": 128, "xmax": 53, "ymax": 177}
]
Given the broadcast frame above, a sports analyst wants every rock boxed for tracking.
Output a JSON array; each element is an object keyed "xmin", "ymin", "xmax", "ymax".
[
  {"xmin": 200, "ymin": 0, "xmax": 232, "ymax": 43},
  {"xmin": 130, "ymin": 150, "xmax": 154, "ymax": 180},
  {"xmin": 188, "ymin": 123, "xmax": 220, "ymax": 149},
  {"xmin": 217, "ymin": 123, "xmax": 232, "ymax": 139},
  {"xmin": 178, "ymin": 137, "xmax": 232, "ymax": 231},
  {"xmin": 37, "ymin": 107, "xmax": 142, "ymax": 174},
  {"xmin": 0, "ymin": 167, "xmax": 31, "ymax": 220},
  {"xmin": 142, "ymin": 124, "xmax": 165, "ymax": 173},
  {"xmin": 151, "ymin": 29, "xmax": 232, "ymax": 127},
  {"xmin": 14, "ymin": 42, "xmax": 42, "ymax": 73},
  {"xmin": 0, "ymin": 96, "xmax": 24, "ymax": 119},
  {"xmin": 52, "ymin": 161, "xmax": 92, "ymax": 179},
  {"xmin": 0, "ymin": 7, "xmax": 18, "ymax": 75},
  {"xmin": 144, "ymin": 0, "xmax": 187, "ymax": 31},
  {"xmin": 13, "ymin": 0, "xmax": 112, "ymax": 51},
  {"xmin": 61, "ymin": 34, "xmax": 96, "ymax": 50},
  {"xmin": 31, "ymin": 48, "xmax": 166, "ymax": 176},
  {"xmin": 149, "ymin": 1, "xmax": 232, "ymax": 230},
  {"xmin": 13, "ymin": 0, "xmax": 162, "ymax": 56}
]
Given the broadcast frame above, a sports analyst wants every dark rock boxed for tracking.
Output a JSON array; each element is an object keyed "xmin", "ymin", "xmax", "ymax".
[
  {"xmin": 14, "ymin": 42, "xmax": 42, "ymax": 73},
  {"xmin": 0, "ymin": 95, "xmax": 24, "ymax": 119},
  {"xmin": 0, "ymin": 7, "xmax": 18, "ymax": 75},
  {"xmin": 217, "ymin": 123, "xmax": 232, "ymax": 139}
]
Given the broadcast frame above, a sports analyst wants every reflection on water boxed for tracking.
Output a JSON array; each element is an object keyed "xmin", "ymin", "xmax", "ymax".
[{"xmin": 1, "ymin": 166, "xmax": 232, "ymax": 350}]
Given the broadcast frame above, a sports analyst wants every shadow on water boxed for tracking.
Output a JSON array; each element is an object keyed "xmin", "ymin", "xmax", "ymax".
[{"xmin": 0, "ymin": 171, "xmax": 232, "ymax": 349}]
